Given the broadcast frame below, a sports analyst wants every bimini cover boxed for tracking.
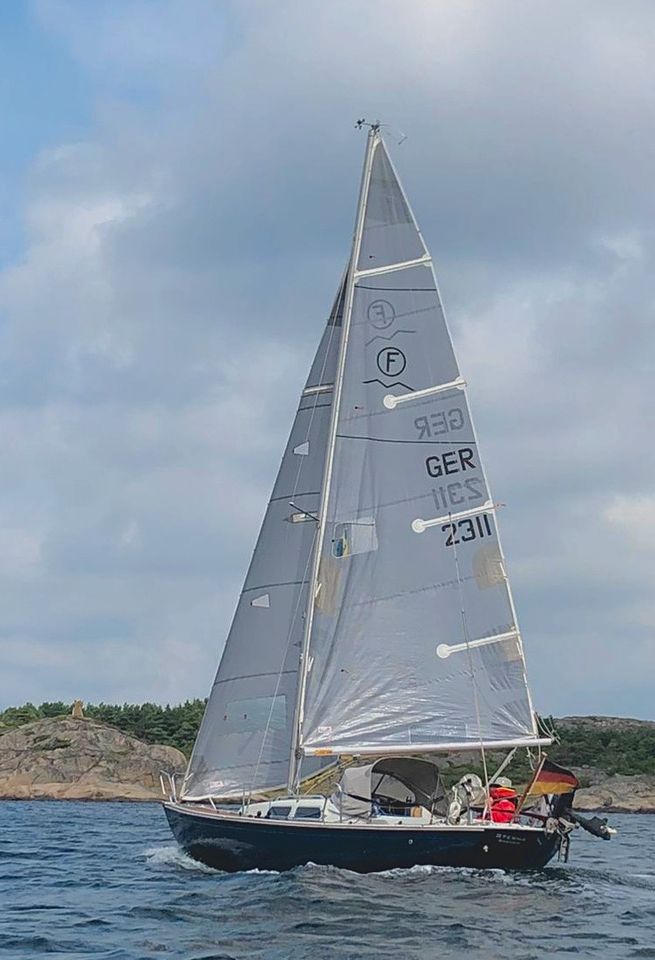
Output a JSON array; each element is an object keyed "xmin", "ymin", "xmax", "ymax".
[{"xmin": 331, "ymin": 757, "xmax": 443, "ymax": 818}]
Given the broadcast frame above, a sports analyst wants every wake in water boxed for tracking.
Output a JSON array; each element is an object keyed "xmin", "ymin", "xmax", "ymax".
[
  {"xmin": 144, "ymin": 843, "xmax": 218, "ymax": 873},
  {"xmin": 145, "ymin": 844, "xmax": 281, "ymax": 876},
  {"xmin": 145, "ymin": 841, "xmax": 652, "ymax": 896}
]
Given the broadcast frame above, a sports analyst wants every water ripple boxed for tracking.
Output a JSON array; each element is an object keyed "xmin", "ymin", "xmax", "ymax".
[{"xmin": 0, "ymin": 802, "xmax": 653, "ymax": 959}]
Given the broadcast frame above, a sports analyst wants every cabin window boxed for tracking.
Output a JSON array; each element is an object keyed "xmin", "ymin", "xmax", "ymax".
[
  {"xmin": 267, "ymin": 805, "xmax": 292, "ymax": 820},
  {"xmin": 332, "ymin": 519, "xmax": 378, "ymax": 558},
  {"xmin": 293, "ymin": 806, "xmax": 322, "ymax": 820},
  {"xmin": 222, "ymin": 695, "xmax": 286, "ymax": 734}
]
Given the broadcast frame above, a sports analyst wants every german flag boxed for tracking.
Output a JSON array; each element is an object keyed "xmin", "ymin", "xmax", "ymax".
[{"xmin": 528, "ymin": 758, "xmax": 579, "ymax": 797}]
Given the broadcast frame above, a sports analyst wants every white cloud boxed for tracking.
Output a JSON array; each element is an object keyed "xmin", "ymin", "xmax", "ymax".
[
  {"xmin": 0, "ymin": 0, "xmax": 653, "ymax": 718},
  {"xmin": 604, "ymin": 496, "xmax": 655, "ymax": 553}
]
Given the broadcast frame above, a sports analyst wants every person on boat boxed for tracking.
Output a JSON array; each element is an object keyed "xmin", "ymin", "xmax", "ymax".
[{"xmin": 487, "ymin": 780, "xmax": 518, "ymax": 823}]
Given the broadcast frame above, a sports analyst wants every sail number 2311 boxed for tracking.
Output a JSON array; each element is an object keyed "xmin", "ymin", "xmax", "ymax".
[{"xmin": 442, "ymin": 513, "xmax": 493, "ymax": 547}]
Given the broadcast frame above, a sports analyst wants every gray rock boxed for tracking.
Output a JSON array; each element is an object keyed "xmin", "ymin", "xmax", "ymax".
[
  {"xmin": 573, "ymin": 773, "xmax": 655, "ymax": 813},
  {"xmin": 0, "ymin": 716, "xmax": 186, "ymax": 801}
]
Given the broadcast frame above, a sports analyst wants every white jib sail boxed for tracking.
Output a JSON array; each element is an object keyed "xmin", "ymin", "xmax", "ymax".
[{"xmin": 181, "ymin": 283, "xmax": 346, "ymax": 799}]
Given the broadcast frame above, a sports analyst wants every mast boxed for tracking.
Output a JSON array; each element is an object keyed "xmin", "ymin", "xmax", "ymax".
[{"xmin": 287, "ymin": 124, "xmax": 380, "ymax": 792}]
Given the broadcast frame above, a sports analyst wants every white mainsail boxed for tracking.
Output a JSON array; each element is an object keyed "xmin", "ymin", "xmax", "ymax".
[{"xmin": 296, "ymin": 129, "xmax": 542, "ymax": 764}]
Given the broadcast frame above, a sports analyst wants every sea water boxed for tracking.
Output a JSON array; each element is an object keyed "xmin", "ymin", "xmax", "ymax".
[{"xmin": 0, "ymin": 801, "xmax": 653, "ymax": 959}]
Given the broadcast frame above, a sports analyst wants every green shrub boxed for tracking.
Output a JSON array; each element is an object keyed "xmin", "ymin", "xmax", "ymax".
[{"xmin": 1, "ymin": 703, "xmax": 653, "ymax": 776}]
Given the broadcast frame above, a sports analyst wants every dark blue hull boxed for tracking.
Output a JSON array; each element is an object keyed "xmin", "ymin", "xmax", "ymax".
[{"xmin": 164, "ymin": 803, "xmax": 562, "ymax": 873}]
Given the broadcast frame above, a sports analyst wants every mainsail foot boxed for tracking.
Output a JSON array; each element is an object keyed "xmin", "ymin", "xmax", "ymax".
[{"xmin": 164, "ymin": 126, "xmax": 612, "ymax": 872}]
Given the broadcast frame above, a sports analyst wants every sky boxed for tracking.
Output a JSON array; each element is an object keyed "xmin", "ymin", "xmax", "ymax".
[{"xmin": 0, "ymin": 0, "xmax": 653, "ymax": 719}]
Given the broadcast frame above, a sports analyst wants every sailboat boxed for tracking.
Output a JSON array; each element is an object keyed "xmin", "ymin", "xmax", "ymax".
[{"xmin": 163, "ymin": 122, "xmax": 612, "ymax": 872}]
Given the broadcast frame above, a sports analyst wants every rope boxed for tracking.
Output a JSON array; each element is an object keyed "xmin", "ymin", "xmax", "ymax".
[{"xmin": 450, "ymin": 520, "xmax": 491, "ymax": 816}]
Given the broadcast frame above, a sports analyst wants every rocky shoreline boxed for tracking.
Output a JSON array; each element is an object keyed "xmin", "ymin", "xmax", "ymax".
[
  {"xmin": 572, "ymin": 770, "xmax": 655, "ymax": 814},
  {"xmin": 0, "ymin": 716, "xmax": 186, "ymax": 801}
]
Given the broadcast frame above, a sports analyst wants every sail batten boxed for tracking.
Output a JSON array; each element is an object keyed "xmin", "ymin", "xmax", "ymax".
[
  {"xmin": 355, "ymin": 255, "xmax": 431, "ymax": 279},
  {"xmin": 383, "ymin": 377, "xmax": 466, "ymax": 409}
]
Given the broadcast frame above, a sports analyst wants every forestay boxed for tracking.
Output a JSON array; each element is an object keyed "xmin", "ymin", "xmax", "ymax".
[
  {"xmin": 181, "ymin": 284, "xmax": 345, "ymax": 799},
  {"xmin": 299, "ymin": 132, "xmax": 539, "ymax": 758}
]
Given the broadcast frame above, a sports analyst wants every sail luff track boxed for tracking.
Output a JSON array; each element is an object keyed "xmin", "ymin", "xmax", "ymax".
[{"xmin": 287, "ymin": 128, "xmax": 381, "ymax": 792}]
